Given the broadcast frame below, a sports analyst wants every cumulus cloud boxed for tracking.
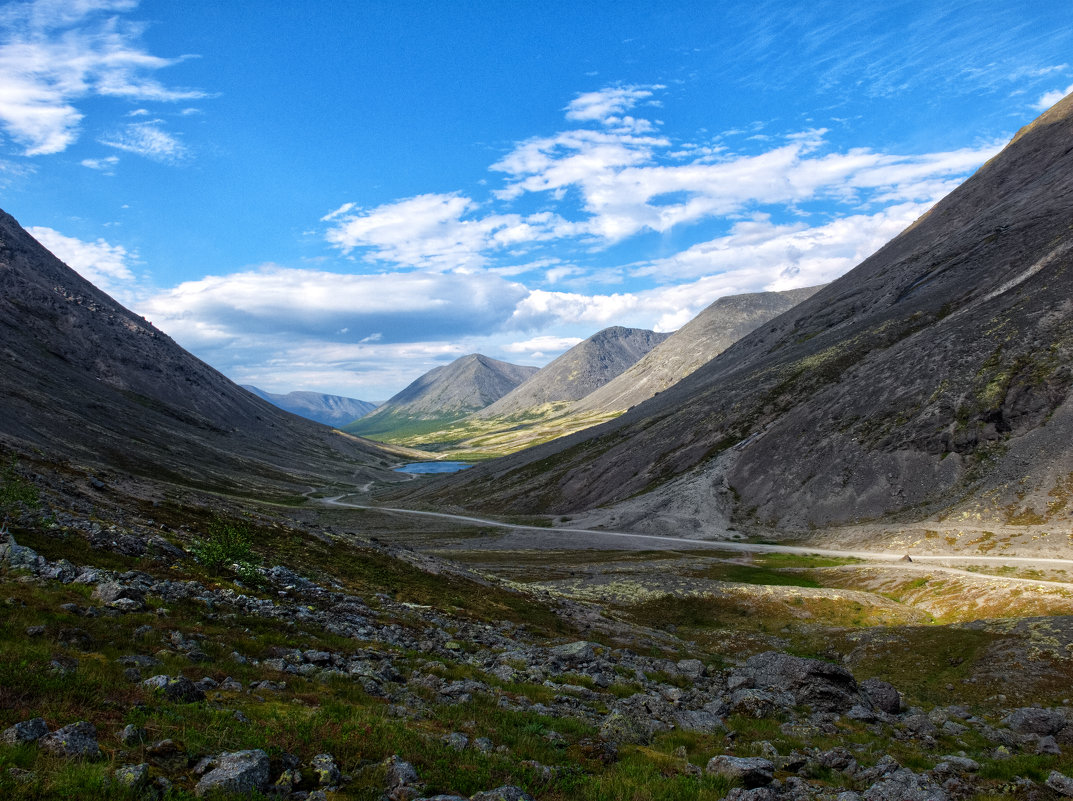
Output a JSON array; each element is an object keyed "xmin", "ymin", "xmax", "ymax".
[
  {"xmin": 27, "ymin": 225, "xmax": 137, "ymax": 295},
  {"xmin": 322, "ymin": 192, "xmax": 577, "ymax": 272},
  {"xmin": 502, "ymin": 335, "xmax": 583, "ymax": 355},
  {"xmin": 0, "ymin": 0, "xmax": 205, "ymax": 156},
  {"xmin": 140, "ymin": 266, "xmax": 530, "ymax": 348},
  {"xmin": 1035, "ymin": 83, "xmax": 1073, "ymax": 111}
]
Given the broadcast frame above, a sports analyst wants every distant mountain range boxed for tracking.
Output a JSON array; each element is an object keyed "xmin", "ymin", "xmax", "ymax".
[
  {"xmin": 356, "ymin": 289, "xmax": 822, "ymax": 456},
  {"xmin": 0, "ymin": 209, "xmax": 413, "ymax": 496},
  {"xmin": 574, "ymin": 286, "xmax": 823, "ymax": 415},
  {"xmin": 242, "ymin": 386, "xmax": 377, "ymax": 427},
  {"xmin": 477, "ymin": 326, "xmax": 670, "ymax": 418},
  {"xmin": 406, "ymin": 92, "xmax": 1073, "ymax": 534},
  {"xmin": 345, "ymin": 354, "xmax": 537, "ymax": 440}
]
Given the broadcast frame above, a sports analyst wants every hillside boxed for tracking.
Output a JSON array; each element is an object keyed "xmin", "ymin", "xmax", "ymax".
[
  {"xmin": 242, "ymin": 386, "xmax": 377, "ymax": 427},
  {"xmin": 404, "ymin": 92, "xmax": 1073, "ymax": 535},
  {"xmin": 476, "ymin": 326, "xmax": 670, "ymax": 418},
  {"xmin": 575, "ymin": 287, "xmax": 823, "ymax": 414},
  {"xmin": 0, "ymin": 210, "xmax": 407, "ymax": 497},
  {"xmin": 345, "ymin": 353, "xmax": 537, "ymax": 441}
]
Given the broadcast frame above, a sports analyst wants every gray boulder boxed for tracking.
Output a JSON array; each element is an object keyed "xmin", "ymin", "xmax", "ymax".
[
  {"xmin": 309, "ymin": 753, "xmax": 341, "ymax": 787},
  {"xmin": 194, "ymin": 749, "xmax": 270, "ymax": 797},
  {"xmin": 1047, "ymin": 770, "xmax": 1073, "ymax": 797},
  {"xmin": 1, "ymin": 717, "xmax": 48, "ymax": 744},
  {"xmin": 470, "ymin": 787, "xmax": 535, "ymax": 801},
  {"xmin": 142, "ymin": 674, "xmax": 206, "ymax": 703},
  {"xmin": 729, "ymin": 651, "xmax": 861, "ymax": 713},
  {"xmin": 859, "ymin": 678, "xmax": 901, "ymax": 714},
  {"xmin": 39, "ymin": 721, "xmax": 100, "ymax": 759},
  {"xmin": 114, "ymin": 763, "xmax": 150, "ymax": 789},
  {"xmin": 1003, "ymin": 707, "xmax": 1069, "ymax": 736},
  {"xmin": 705, "ymin": 755, "xmax": 775, "ymax": 788},
  {"xmin": 862, "ymin": 767, "xmax": 946, "ymax": 801}
]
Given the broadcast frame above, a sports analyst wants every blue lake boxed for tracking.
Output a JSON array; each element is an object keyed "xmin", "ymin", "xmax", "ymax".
[{"xmin": 393, "ymin": 461, "xmax": 474, "ymax": 474}]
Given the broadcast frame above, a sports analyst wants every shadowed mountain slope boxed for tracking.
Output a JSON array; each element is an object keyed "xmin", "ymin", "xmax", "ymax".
[
  {"xmin": 405, "ymin": 93, "xmax": 1073, "ymax": 531},
  {"xmin": 476, "ymin": 326, "xmax": 670, "ymax": 418},
  {"xmin": 242, "ymin": 386, "xmax": 377, "ymax": 427},
  {"xmin": 346, "ymin": 354, "xmax": 537, "ymax": 439},
  {"xmin": 0, "ymin": 210, "xmax": 407, "ymax": 495},
  {"xmin": 574, "ymin": 287, "xmax": 824, "ymax": 415}
]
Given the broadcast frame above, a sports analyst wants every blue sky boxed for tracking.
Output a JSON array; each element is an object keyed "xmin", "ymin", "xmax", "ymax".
[{"xmin": 1, "ymin": 0, "xmax": 1071, "ymax": 400}]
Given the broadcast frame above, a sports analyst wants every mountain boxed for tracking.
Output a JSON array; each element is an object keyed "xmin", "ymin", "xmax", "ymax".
[
  {"xmin": 406, "ymin": 92, "xmax": 1073, "ymax": 533},
  {"xmin": 574, "ymin": 287, "xmax": 824, "ymax": 414},
  {"xmin": 0, "ymin": 209, "xmax": 409, "ymax": 496},
  {"xmin": 242, "ymin": 386, "xmax": 377, "ymax": 427},
  {"xmin": 345, "ymin": 354, "xmax": 537, "ymax": 440},
  {"xmin": 476, "ymin": 326, "xmax": 670, "ymax": 418}
]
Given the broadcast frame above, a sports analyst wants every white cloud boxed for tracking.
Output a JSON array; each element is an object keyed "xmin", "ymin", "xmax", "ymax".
[
  {"xmin": 140, "ymin": 265, "xmax": 530, "ymax": 348},
  {"xmin": 26, "ymin": 224, "xmax": 137, "ymax": 293},
  {"xmin": 0, "ymin": 0, "xmax": 205, "ymax": 156},
  {"xmin": 80, "ymin": 154, "xmax": 119, "ymax": 171},
  {"xmin": 322, "ymin": 192, "xmax": 577, "ymax": 272},
  {"xmin": 1035, "ymin": 83, "xmax": 1073, "ymax": 111},
  {"xmin": 502, "ymin": 335, "xmax": 582, "ymax": 354},
  {"xmin": 99, "ymin": 120, "xmax": 188, "ymax": 162},
  {"xmin": 565, "ymin": 84, "xmax": 664, "ymax": 130}
]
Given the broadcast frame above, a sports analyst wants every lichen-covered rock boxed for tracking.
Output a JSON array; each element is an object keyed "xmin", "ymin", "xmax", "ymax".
[
  {"xmin": 1, "ymin": 717, "xmax": 48, "ymax": 745},
  {"xmin": 142, "ymin": 674, "xmax": 206, "ymax": 703},
  {"xmin": 599, "ymin": 709, "xmax": 652, "ymax": 745},
  {"xmin": 118, "ymin": 724, "xmax": 148, "ymax": 746},
  {"xmin": 309, "ymin": 753, "xmax": 340, "ymax": 787},
  {"xmin": 705, "ymin": 755, "xmax": 775, "ymax": 788},
  {"xmin": 114, "ymin": 763, "xmax": 150, "ymax": 789},
  {"xmin": 39, "ymin": 721, "xmax": 100, "ymax": 759},
  {"xmin": 194, "ymin": 749, "xmax": 270, "ymax": 797},
  {"xmin": 385, "ymin": 754, "xmax": 422, "ymax": 800},
  {"xmin": 862, "ymin": 767, "xmax": 946, "ymax": 801},
  {"xmin": 470, "ymin": 789, "xmax": 535, "ymax": 801},
  {"xmin": 1047, "ymin": 770, "xmax": 1073, "ymax": 797}
]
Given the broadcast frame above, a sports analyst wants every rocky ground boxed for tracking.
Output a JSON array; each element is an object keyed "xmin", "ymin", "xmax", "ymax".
[{"xmin": 3, "ymin": 464, "xmax": 1073, "ymax": 800}]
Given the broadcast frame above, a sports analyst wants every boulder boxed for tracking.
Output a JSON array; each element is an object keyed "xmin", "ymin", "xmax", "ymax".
[
  {"xmin": 705, "ymin": 755, "xmax": 775, "ymax": 788},
  {"xmin": 731, "ymin": 651, "xmax": 862, "ymax": 713},
  {"xmin": 1047, "ymin": 770, "xmax": 1073, "ymax": 797},
  {"xmin": 1, "ymin": 717, "xmax": 48, "ymax": 744},
  {"xmin": 862, "ymin": 767, "xmax": 946, "ymax": 801},
  {"xmin": 859, "ymin": 678, "xmax": 901, "ymax": 714},
  {"xmin": 142, "ymin": 675, "xmax": 206, "ymax": 703},
  {"xmin": 470, "ymin": 789, "xmax": 535, "ymax": 801},
  {"xmin": 1003, "ymin": 707, "xmax": 1069, "ymax": 736},
  {"xmin": 309, "ymin": 753, "xmax": 340, "ymax": 787},
  {"xmin": 114, "ymin": 763, "xmax": 150, "ymax": 789},
  {"xmin": 194, "ymin": 749, "xmax": 270, "ymax": 797},
  {"xmin": 39, "ymin": 721, "xmax": 100, "ymax": 759}
]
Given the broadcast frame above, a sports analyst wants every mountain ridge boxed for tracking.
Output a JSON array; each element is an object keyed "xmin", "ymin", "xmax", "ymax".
[
  {"xmin": 242, "ymin": 386, "xmax": 377, "ymax": 427},
  {"xmin": 0, "ymin": 209, "xmax": 408, "ymax": 495},
  {"xmin": 401, "ymin": 91, "xmax": 1073, "ymax": 534},
  {"xmin": 476, "ymin": 326, "xmax": 670, "ymax": 418}
]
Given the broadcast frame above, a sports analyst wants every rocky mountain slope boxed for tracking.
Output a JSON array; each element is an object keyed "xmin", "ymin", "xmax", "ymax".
[
  {"xmin": 0, "ymin": 209, "xmax": 406, "ymax": 496},
  {"xmin": 575, "ymin": 287, "xmax": 823, "ymax": 415},
  {"xmin": 407, "ymin": 92, "xmax": 1073, "ymax": 533},
  {"xmin": 242, "ymin": 386, "xmax": 377, "ymax": 427},
  {"xmin": 346, "ymin": 354, "xmax": 537, "ymax": 439},
  {"xmin": 477, "ymin": 326, "xmax": 669, "ymax": 418}
]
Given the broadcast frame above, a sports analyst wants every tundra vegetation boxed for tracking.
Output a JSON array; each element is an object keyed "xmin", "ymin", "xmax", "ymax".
[{"xmin": 3, "ymin": 454, "xmax": 1073, "ymax": 800}]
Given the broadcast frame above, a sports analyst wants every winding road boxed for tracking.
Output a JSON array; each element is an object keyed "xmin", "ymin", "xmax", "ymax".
[{"xmin": 320, "ymin": 496, "xmax": 1073, "ymax": 589}]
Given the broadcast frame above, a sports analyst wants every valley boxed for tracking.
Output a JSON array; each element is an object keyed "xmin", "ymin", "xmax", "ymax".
[{"xmin": 2, "ymin": 50, "xmax": 1073, "ymax": 801}]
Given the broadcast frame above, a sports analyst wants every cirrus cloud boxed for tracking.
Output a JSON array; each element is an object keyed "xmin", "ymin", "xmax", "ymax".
[{"xmin": 0, "ymin": 0, "xmax": 206, "ymax": 156}]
